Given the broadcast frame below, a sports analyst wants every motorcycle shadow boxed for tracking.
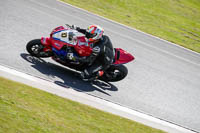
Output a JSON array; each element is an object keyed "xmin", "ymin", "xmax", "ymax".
[{"xmin": 20, "ymin": 53, "xmax": 118, "ymax": 96}]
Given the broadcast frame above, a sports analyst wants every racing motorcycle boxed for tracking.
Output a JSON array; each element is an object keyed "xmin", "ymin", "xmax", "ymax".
[{"xmin": 26, "ymin": 25, "xmax": 134, "ymax": 82}]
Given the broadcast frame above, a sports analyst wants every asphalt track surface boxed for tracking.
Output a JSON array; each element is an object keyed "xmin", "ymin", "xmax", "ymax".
[{"xmin": 0, "ymin": 0, "xmax": 200, "ymax": 132}]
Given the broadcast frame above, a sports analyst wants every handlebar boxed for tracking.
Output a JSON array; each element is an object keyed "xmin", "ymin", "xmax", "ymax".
[{"xmin": 65, "ymin": 24, "xmax": 75, "ymax": 29}]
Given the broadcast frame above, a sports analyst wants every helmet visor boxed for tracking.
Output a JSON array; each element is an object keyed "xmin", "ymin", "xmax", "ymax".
[{"xmin": 86, "ymin": 32, "xmax": 97, "ymax": 39}]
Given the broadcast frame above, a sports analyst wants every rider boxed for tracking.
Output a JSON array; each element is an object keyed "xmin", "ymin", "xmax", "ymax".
[{"xmin": 74, "ymin": 25, "xmax": 114, "ymax": 81}]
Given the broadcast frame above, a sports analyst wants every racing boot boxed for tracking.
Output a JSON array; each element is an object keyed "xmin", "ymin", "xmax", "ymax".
[{"xmin": 80, "ymin": 70, "xmax": 104, "ymax": 82}]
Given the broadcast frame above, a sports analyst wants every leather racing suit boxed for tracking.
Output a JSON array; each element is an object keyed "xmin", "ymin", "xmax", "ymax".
[{"xmin": 76, "ymin": 28, "xmax": 114, "ymax": 81}]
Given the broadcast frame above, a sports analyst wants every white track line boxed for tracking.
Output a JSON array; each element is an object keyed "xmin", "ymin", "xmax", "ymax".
[{"xmin": 0, "ymin": 65, "xmax": 196, "ymax": 133}]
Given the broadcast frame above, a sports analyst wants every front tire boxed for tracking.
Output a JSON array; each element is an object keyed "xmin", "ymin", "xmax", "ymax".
[
  {"xmin": 26, "ymin": 39, "xmax": 52, "ymax": 58},
  {"xmin": 99, "ymin": 65, "xmax": 128, "ymax": 82}
]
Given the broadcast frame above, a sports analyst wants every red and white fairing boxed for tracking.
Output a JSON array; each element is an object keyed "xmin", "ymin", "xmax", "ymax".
[
  {"xmin": 41, "ymin": 26, "xmax": 134, "ymax": 64},
  {"xmin": 41, "ymin": 26, "xmax": 92, "ymax": 57}
]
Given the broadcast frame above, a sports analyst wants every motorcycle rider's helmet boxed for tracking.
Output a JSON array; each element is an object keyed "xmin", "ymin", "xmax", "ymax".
[{"xmin": 86, "ymin": 25, "xmax": 104, "ymax": 42}]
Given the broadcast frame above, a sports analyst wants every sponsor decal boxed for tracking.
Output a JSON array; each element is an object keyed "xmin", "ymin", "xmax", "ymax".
[{"xmin": 55, "ymin": 43, "xmax": 60, "ymax": 47}]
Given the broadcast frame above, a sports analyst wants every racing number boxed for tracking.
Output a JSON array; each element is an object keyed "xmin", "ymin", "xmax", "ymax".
[{"xmin": 61, "ymin": 32, "xmax": 67, "ymax": 38}]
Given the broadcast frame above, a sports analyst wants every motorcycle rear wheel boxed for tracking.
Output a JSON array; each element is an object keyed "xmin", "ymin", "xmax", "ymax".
[
  {"xmin": 99, "ymin": 65, "xmax": 128, "ymax": 82},
  {"xmin": 26, "ymin": 39, "xmax": 52, "ymax": 58}
]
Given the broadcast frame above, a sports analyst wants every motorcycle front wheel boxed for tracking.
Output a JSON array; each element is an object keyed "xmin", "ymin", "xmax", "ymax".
[
  {"xmin": 99, "ymin": 65, "xmax": 128, "ymax": 82},
  {"xmin": 26, "ymin": 39, "xmax": 52, "ymax": 58}
]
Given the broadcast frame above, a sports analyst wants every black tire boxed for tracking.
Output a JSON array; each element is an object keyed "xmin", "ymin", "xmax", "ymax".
[
  {"xmin": 99, "ymin": 65, "xmax": 128, "ymax": 82},
  {"xmin": 26, "ymin": 39, "xmax": 52, "ymax": 58}
]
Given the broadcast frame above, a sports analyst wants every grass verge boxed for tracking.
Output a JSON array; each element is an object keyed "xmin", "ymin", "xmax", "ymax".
[
  {"xmin": 0, "ymin": 77, "xmax": 165, "ymax": 133},
  {"xmin": 61, "ymin": 0, "xmax": 200, "ymax": 53}
]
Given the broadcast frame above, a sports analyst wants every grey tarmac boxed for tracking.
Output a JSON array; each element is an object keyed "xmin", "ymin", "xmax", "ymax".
[{"xmin": 0, "ymin": 0, "xmax": 200, "ymax": 132}]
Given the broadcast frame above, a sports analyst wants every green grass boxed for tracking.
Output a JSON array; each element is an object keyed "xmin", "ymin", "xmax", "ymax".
[
  {"xmin": 61, "ymin": 0, "xmax": 200, "ymax": 53},
  {"xmin": 0, "ymin": 77, "xmax": 165, "ymax": 133}
]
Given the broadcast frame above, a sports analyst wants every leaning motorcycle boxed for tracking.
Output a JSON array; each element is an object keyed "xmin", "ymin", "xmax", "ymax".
[{"xmin": 26, "ymin": 25, "xmax": 134, "ymax": 82}]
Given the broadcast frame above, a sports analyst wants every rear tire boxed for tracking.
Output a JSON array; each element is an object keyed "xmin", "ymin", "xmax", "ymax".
[
  {"xmin": 26, "ymin": 39, "xmax": 52, "ymax": 58},
  {"xmin": 99, "ymin": 65, "xmax": 128, "ymax": 82}
]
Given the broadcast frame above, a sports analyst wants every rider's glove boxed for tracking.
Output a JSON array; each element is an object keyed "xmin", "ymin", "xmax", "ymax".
[
  {"xmin": 76, "ymin": 27, "xmax": 80, "ymax": 31},
  {"xmin": 72, "ymin": 25, "xmax": 80, "ymax": 31}
]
